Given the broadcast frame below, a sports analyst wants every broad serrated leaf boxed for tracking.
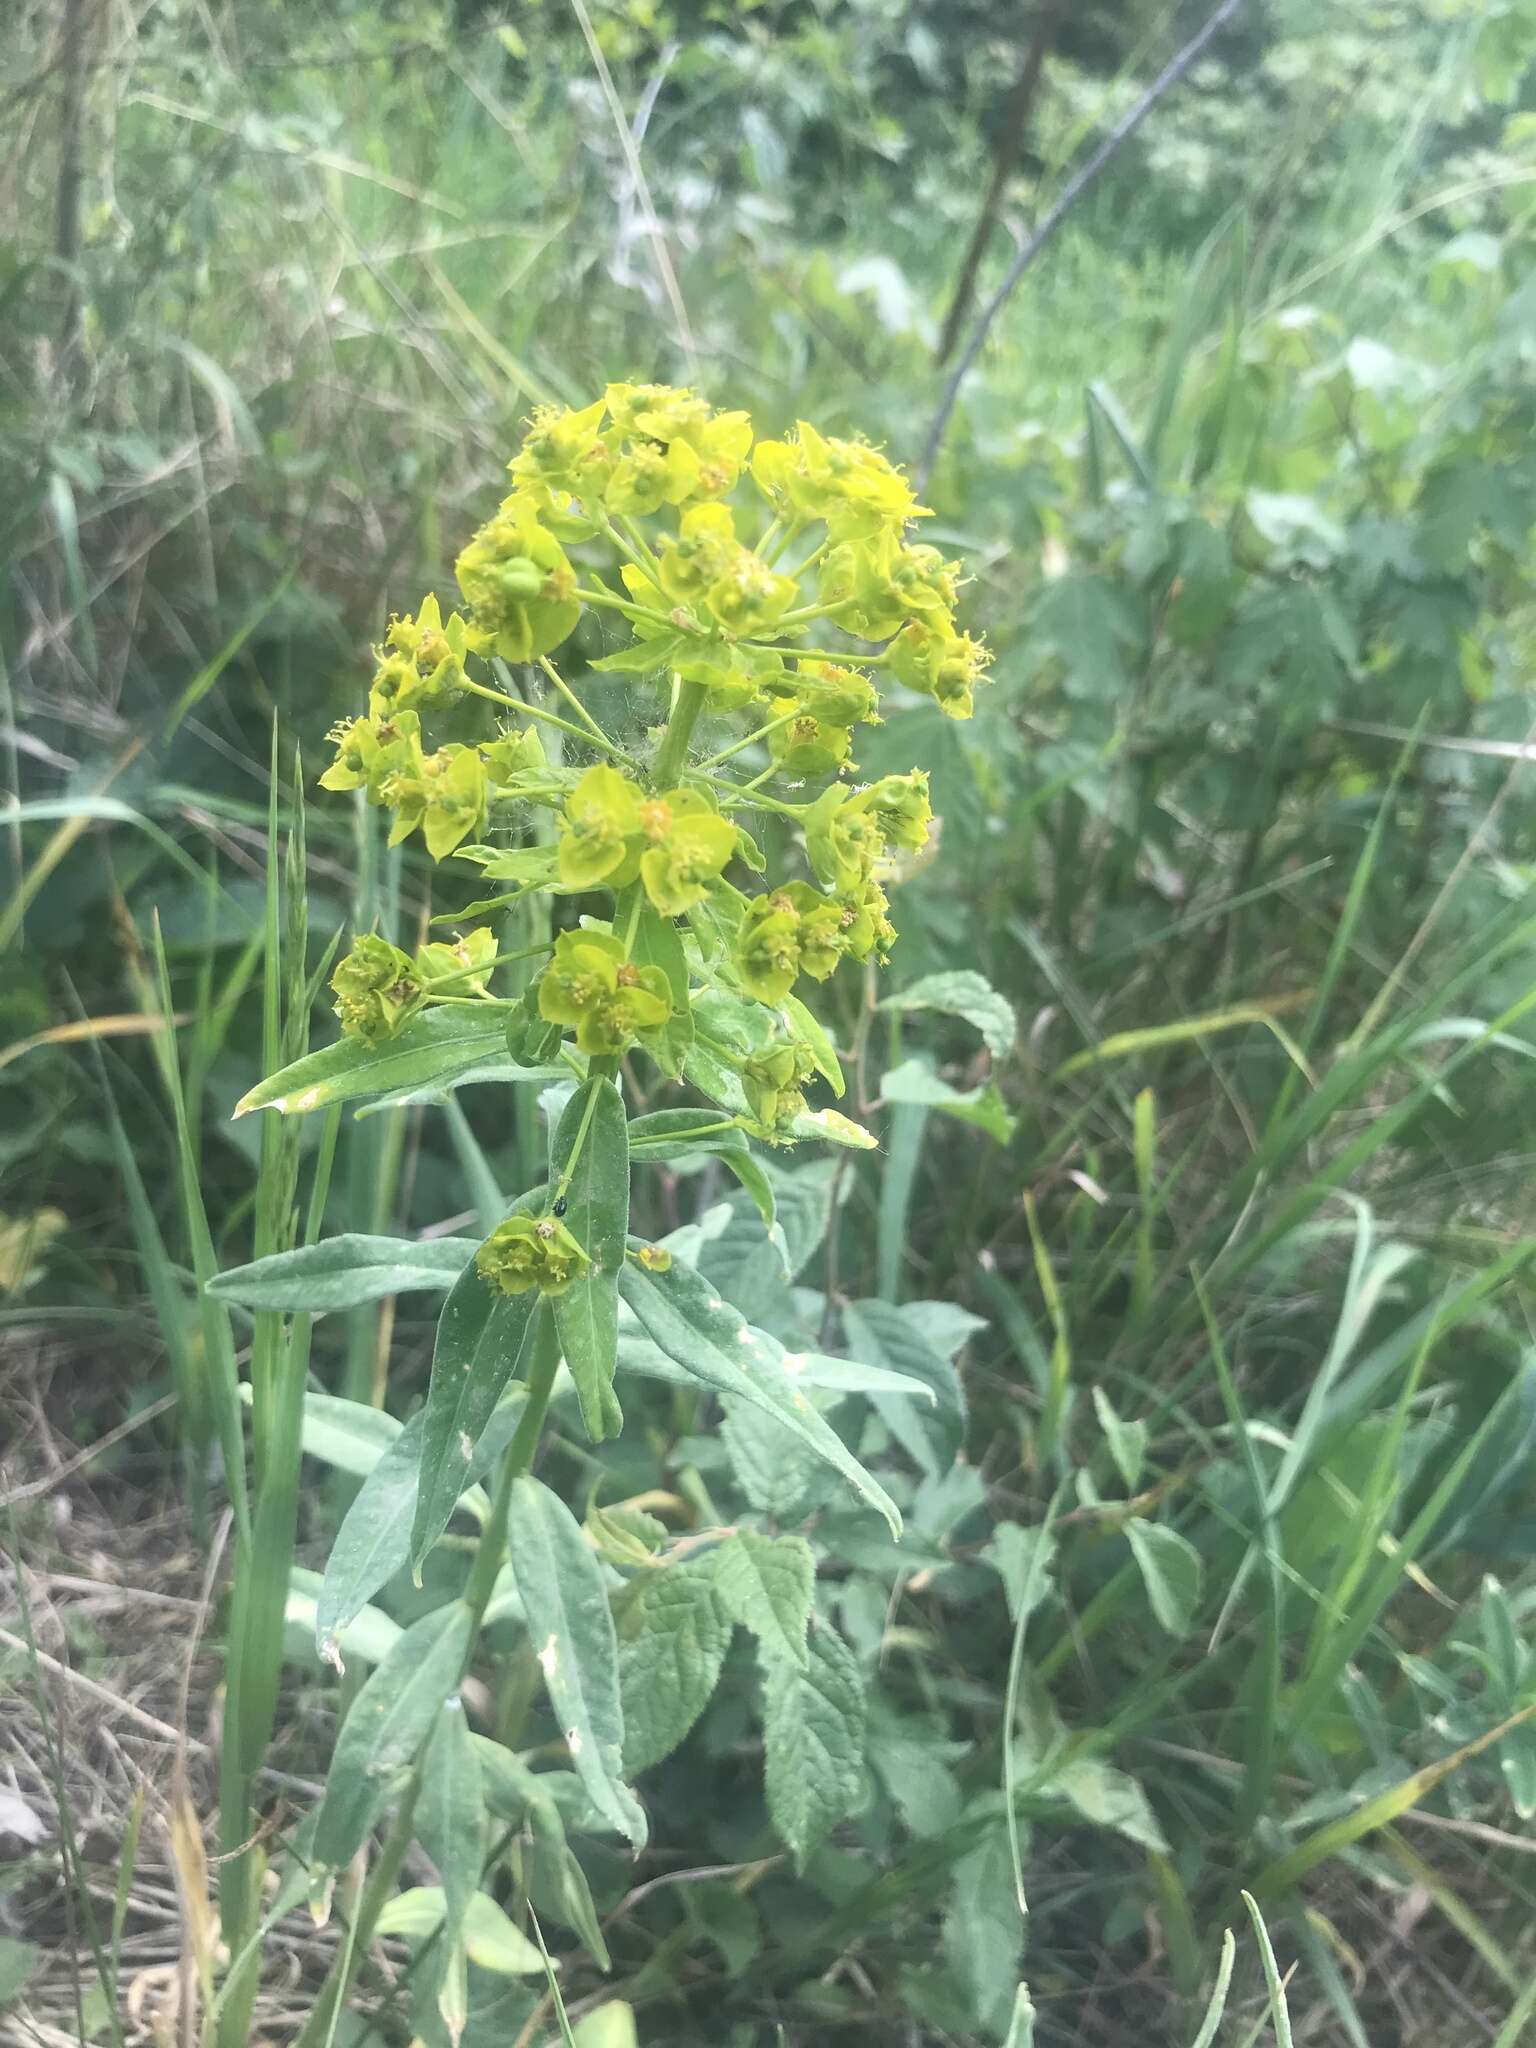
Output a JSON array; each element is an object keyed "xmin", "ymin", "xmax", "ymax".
[
  {"xmin": 710, "ymin": 1530, "xmax": 813, "ymax": 1670},
  {"xmin": 418, "ymin": 1696, "xmax": 482, "ymax": 1949},
  {"xmin": 762, "ymin": 1621, "xmax": 865, "ymax": 1869},
  {"xmin": 313, "ymin": 1602, "xmax": 473, "ymax": 1869},
  {"xmin": 235, "ymin": 1009, "xmax": 510, "ymax": 1118},
  {"xmin": 507, "ymin": 1477, "xmax": 645, "ymax": 1846},
  {"xmin": 208, "ymin": 1233, "xmax": 474, "ymax": 1313},
  {"xmin": 617, "ymin": 1257, "xmax": 900, "ymax": 1536},
  {"xmin": 616, "ymin": 1560, "xmax": 729, "ymax": 1773},
  {"xmin": 878, "ymin": 971, "xmax": 1016, "ymax": 1062},
  {"xmin": 411, "ymin": 1235, "xmax": 541, "ymax": 1572},
  {"xmin": 317, "ymin": 1403, "xmax": 523, "ymax": 1652},
  {"xmin": 551, "ymin": 1078, "xmax": 628, "ymax": 1442},
  {"xmin": 1125, "ymin": 1520, "xmax": 1203, "ymax": 1638},
  {"xmin": 697, "ymin": 1161, "xmax": 835, "ymax": 1324},
  {"xmin": 720, "ymin": 1397, "xmax": 832, "ymax": 1518}
]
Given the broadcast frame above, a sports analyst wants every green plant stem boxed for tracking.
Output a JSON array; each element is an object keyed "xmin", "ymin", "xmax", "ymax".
[
  {"xmin": 696, "ymin": 704, "xmax": 803, "ymax": 770},
  {"xmin": 462, "ymin": 675, "xmax": 634, "ymax": 763},
  {"xmin": 572, "ymin": 583, "xmax": 674, "ymax": 628},
  {"xmin": 536, "ymin": 654, "xmax": 612, "ymax": 748},
  {"xmin": 296, "ymin": 1309, "xmax": 565, "ymax": 2048},
  {"xmin": 651, "ymin": 676, "xmax": 708, "ymax": 786}
]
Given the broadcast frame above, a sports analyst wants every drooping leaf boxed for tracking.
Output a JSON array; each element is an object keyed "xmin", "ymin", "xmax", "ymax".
[
  {"xmin": 527, "ymin": 1799, "xmax": 612, "ymax": 1970},
  {"xmin": 312, "ymin": 1602, "xmax": 473, "ymax": 1869},
  {"xmin": 617, "ymin": 1559, "xmax": 730, "ymax": 1773},
  {"xmin": 411, "ymin": 1238, "xmax": 541, "ymax": 1573},
  {"xmin": 762, "ymin": 1621, "xmax": 866, "ymax": 1870},
  {"xmin": 551, "ymin": 1078, "xmax": 628, "ymax": 1442},
  {"xmin": 1125, "ymin": 1521, "xmax": 1203, "ymax": 1638},
  {"xmin": 507, "ymin": 1476, "xmax": 646, "ymax": 1846},
  {"xmin": 878, "ymin": 971, "xmax": 1016, "ymax": 1062},
  {"xmin": 709, "ymin": 1530, "xmax": 813, "ymax": 1670},
  {"xmin": 234, "ymin": 1008, "xmax": 512, "ymax": 1118},
  {"xmin": 208, "ymin": 1233, "xmax": 474, "ymax": 1313},
  {"xmin": 617, "ymin": 1256, "xmax": 901, "ymax": 1536},
  {"xmin": 1093, "ymin": 1387, "xmax": 1148, "ymax": 1493},
  {"xmin": 283, "ymin": 1569, "xmax": 400, "ymax": 1668}
]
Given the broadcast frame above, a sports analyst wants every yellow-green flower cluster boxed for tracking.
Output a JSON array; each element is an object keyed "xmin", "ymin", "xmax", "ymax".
[
  {"xmin": 313, "ymin": 384, "xmax": 986, "ymax": 1103},
  {"xmin": 475, "ymin": 1213, "xmax": 589, "ymax": 1297},
  {"xmin": 330, "ymin": 927, "xmax": 496, "ymax": 1042}
]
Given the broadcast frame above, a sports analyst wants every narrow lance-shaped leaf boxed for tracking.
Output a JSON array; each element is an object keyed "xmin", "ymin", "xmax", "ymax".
[
  {"xmin": 709, "ymin": 1530, "xmax": 812, "ymax": 1670},
  {"xmin": 317, "ymin": 1401, "xmax": 524, "ymax": 1654},
  {"xmin": 1125, "ymin": 1520, "xmax": 1203, "ymax": 1639},
  {"xmin": 508, "ymin": 1476, "xmax": 646, "ymax": 1847},
  {"xmin": 234, "ymin": 1009, "xmax": 510, "ymax": 1118},
  {"xmin": 417, "ymin": 1694, "xmax": 483, "ymax": 2017},
  {"xmin": 312, "ymin": 1602, "xmax": 473, "ymax": 1870},
  {"xmin": 551, "ymin": 1078, "xmax": 628, "ymax": 1442},
  {"xmin": 410, "ymin": 1195, "xmax": 543, "ymax": 1575},
  {"xmin": 207, "ymin": 1233, "xmax": 475, "ymax": 1314},
  {"xmin": 618, "ymin": 1255, "xmax": 901, "ymax": 1537}
]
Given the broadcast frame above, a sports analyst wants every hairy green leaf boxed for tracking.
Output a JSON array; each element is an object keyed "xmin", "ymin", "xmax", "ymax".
[
  {"xmin": 762, "ymin": 1621, "xmax": 866, "ymax": 1870},
  {"xmin": 710, "ymin": 1530, "xmax": 813, "ymax": 1670},
  {"xmin": 617, "ymin": 1559, "xmax": 730, "ymax": 1773}
]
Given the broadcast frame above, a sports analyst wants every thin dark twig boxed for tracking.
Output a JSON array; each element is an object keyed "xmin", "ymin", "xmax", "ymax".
[{"xmin": 914, "ymin": 0, "xmax": 1252, "ymax": 490}]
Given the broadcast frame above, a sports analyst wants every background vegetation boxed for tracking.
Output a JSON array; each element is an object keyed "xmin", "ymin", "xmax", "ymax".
[{"xmin": 6, "ymin": 0, "xmax": 1536, "ymax": 2042}]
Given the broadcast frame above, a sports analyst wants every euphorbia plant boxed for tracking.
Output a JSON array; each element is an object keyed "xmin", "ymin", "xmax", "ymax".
[{"xmin": 228, "ymin": 385, "xmax": 988, "ymax": 2043}]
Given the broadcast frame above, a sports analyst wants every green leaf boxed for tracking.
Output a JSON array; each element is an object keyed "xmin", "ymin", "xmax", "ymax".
[
  {"xmin": 881, "ymin": 1057, "xmax": 1016, "ymax": 1144},
  {"xmin": 284, "ymin": 1569, "xmax": 401, "ymax": 1668},
  {"xmin": 0, "ymin": 1938, "xmax": 37, "ymax": 2007},
  {"xmin": 617, "ymin": 1256, "xmax": 901, "ymax": 1536},
  {"xmin": 626, "ymin": 1110, "xmax": 776, "ymax": 1232},
  {"xmin": 251, "ymin": 1386, "xmax": 399, "ymax": 1478},
  {"xmin": 945, "ymin": 1821, "xmax": 1025, "ymax": 2035},
  {"xmin": 719, "ymin": 1398, "xmax": 832, "ymax": 1518},
  {"xmin": 317, "ymin": 1403, "xmax": 522, "ymax": 1652},
  {"xmin": 375, "ymin": 1889, "xmax": 548, "ymax": 1975},
  {"xmin": 527, "ymin": 1800, "xmax": 611, "ymax": 1970},
  {"xmin": 1025, "ymin": 572, "xmax": 1146, "ymax": 703},
  {"xmin": 353, "ymin": 1056, "xmax": 571, "ymax": 1119},
  {"xmin": 617, "ymin": 1559, "xmax": 730, "ymax": 1773},
  {"xmin": 411, "ymin": 1244, "xmax": 541, "ymax": 1573},
  {"xmin": 878, "ymin": 971, "xmax": 1016, "ymax": 1062},
  {"xmin": 1125, "ymin": 1521, "xmax": 1203, "ymax": 1638},
  {"xmin": 709, "ymin": 1530, "xmax": 813, "ymax": 1670},
  {"xmin": 507, "ymin": 1477, "xmax": 646, "ymax": 1846},
  {"xmin": 313, "ymin": 1602, "xmax": 474, "ymax": 1869},
  {"xmin": 1092, "ymin": 1387, "xmax": 1148, "ymax": 1493},
  {"xmin": 842, "ymin": 1298, "xmax": 963, "ymax": 1472},
  {"xmin": 235, "ymin": 1007, "xmax": 512, "ymax": 1117},
  {"xmin": 697, "ymin": 1159, "xmax": 835, "ymax": 1322},
  {"xmin": 762, "ymin": 1621, "xmax": 866, "ymax": 1870},
  {"xmin": 780, "ymin": 992, "xmax": 845, "ymax": 1097},
  {"xmin": 1050, "ymin": 1755, "xmax": 1169, "ymax": 1853},
  {"xmin": 551, "ymin": 1078, "xmax": 629, "ymax": 1442},
  {"xmin": 570, "ymin": 2002, "xmax": 638, "ymax": 2048},
  {"xmin": 418, "ymin": 1696, "xmax": 483, "ymax": 1956},
  {"xmin": 208, "ymin": 1233, "xmax": 474, "ymax": 1313}
]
